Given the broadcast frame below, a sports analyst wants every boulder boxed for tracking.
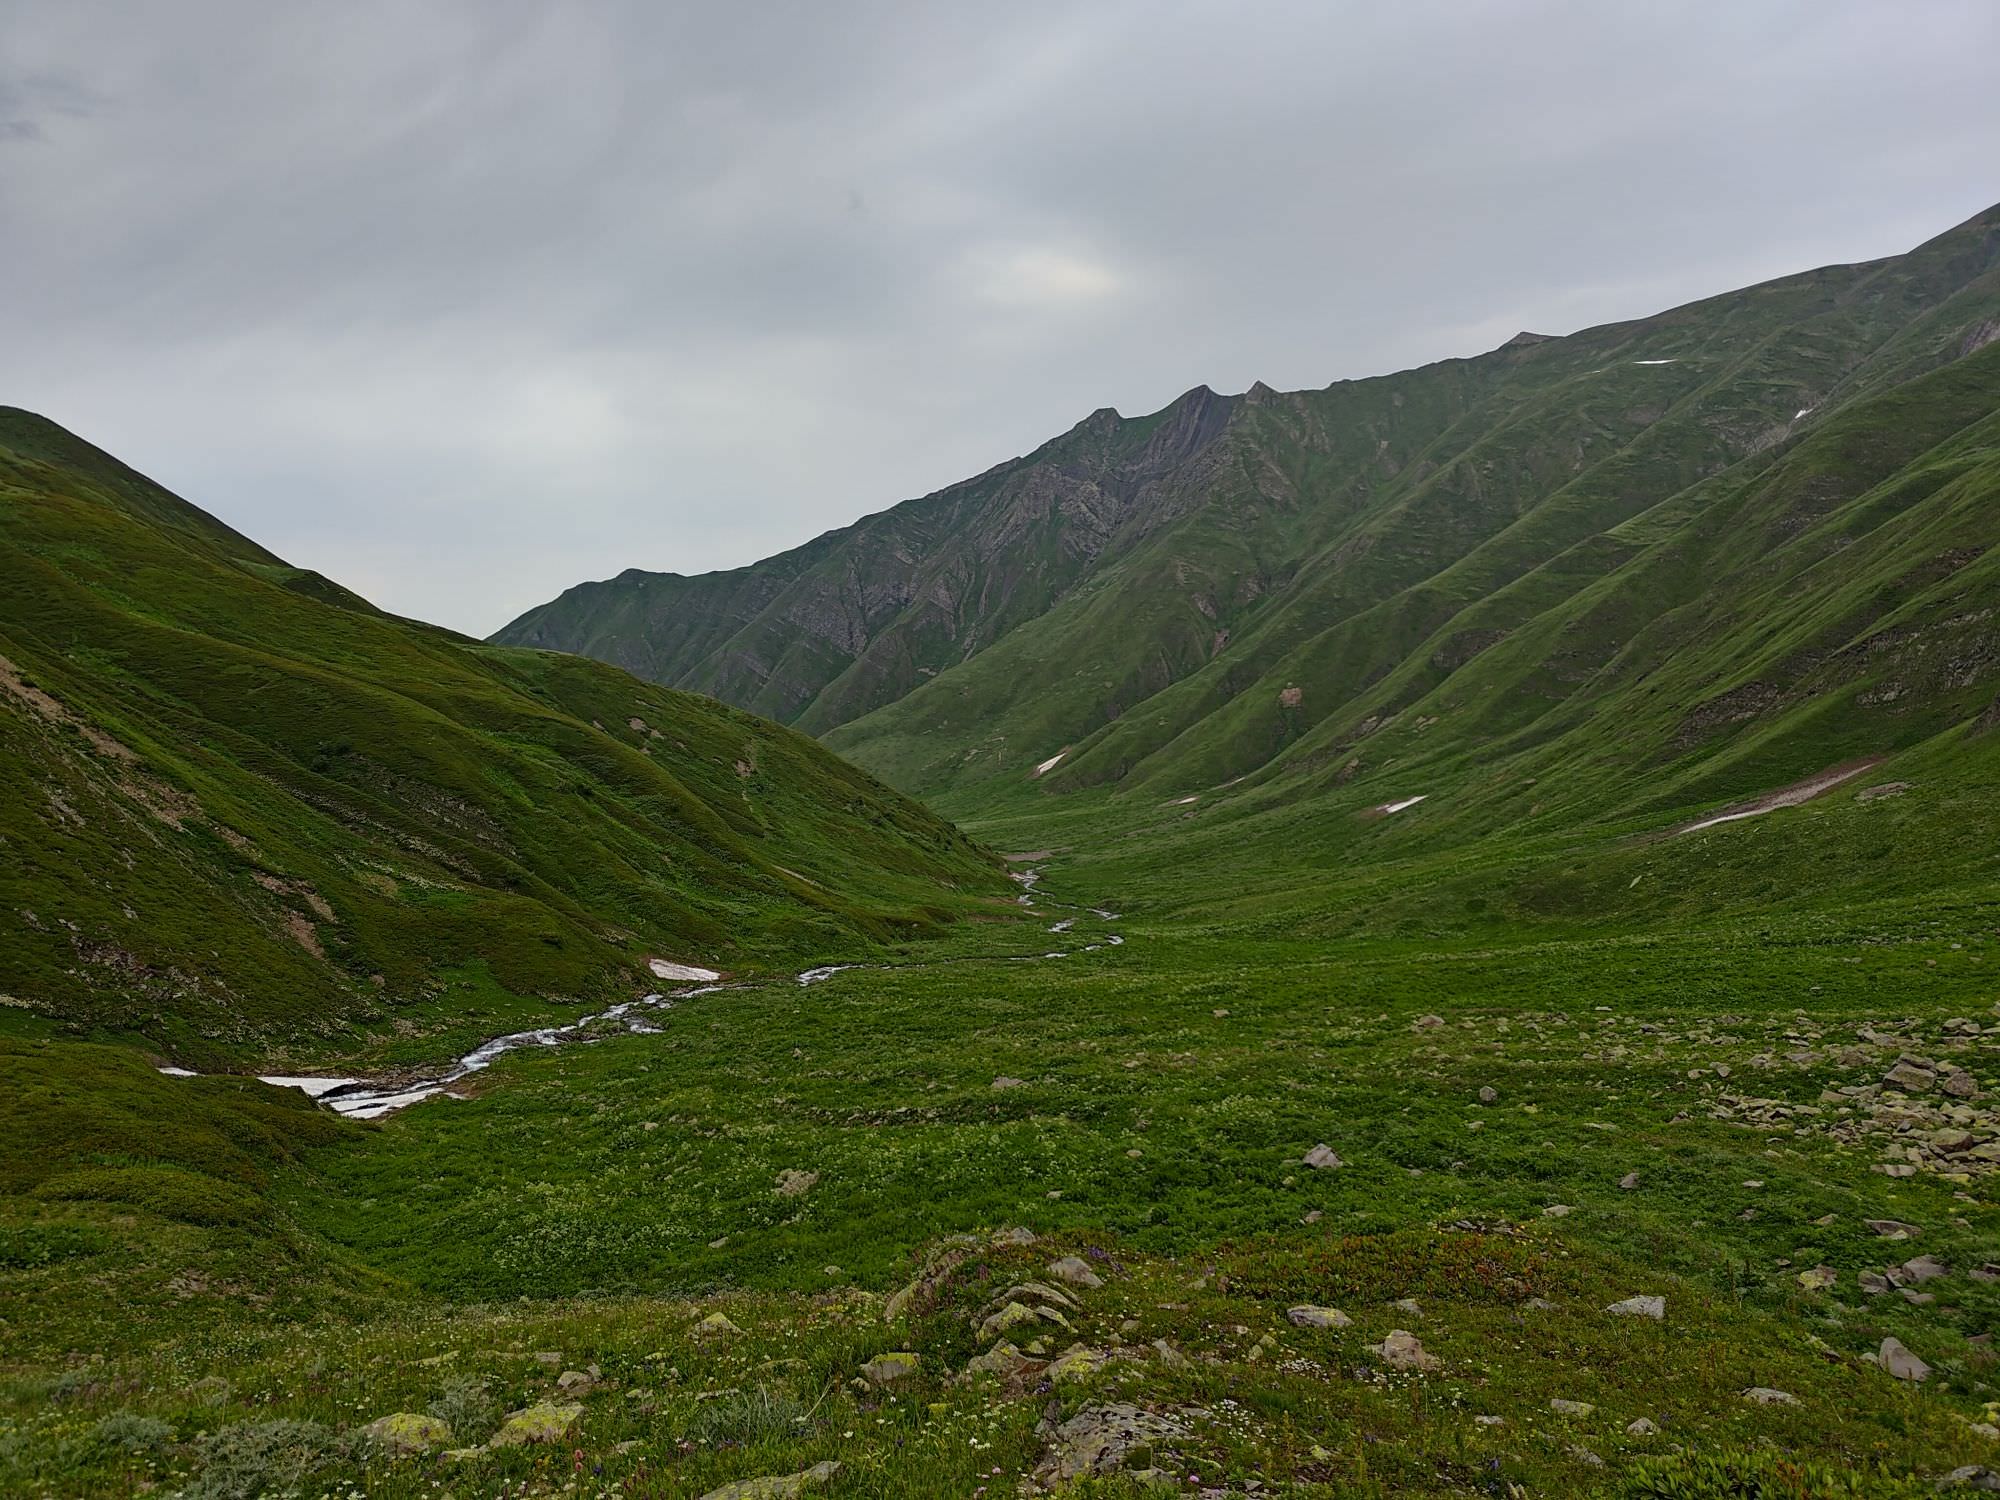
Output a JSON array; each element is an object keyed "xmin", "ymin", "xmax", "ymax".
[
  {"xmin": 962, "ymin": 1342, "xmax": 1040, "ymax": 1381},
  {"xmin": 1865, "ymin": 1218, "xmax": 1922, "ymax": 1239},
  {"xmin": 1939, "ymin": 1467, "xmax": 2000, "ymax": 1491},
  {"xmin": 694, "ymin": 1312, "xmax": 745, "ymax": 1339},
  {"xmin": 1047, "ymin": 1344, "xmax": 1110, "ymax": 1384},
  {"xmin": 1902, "ymin": 1254, "xmax": 1948, "ymax": 1284},
  {"xmin": 1375, "ymin": 1329, "xmax": 1437, "ymax": 1371},
  {"xmin": 860, "ymin": 1352, "xmax": 920, "ymax": 1387},
  {"xmin": 1797, "ymin": 1266, "xmax": 1837, "ymax": 1291},
  {"xmin": 1030, "ymin": 1402, "xmax": 1188, "ymax": 1486},
  {"xmin": 979, "ymin": 1301, "xmax": 1043, "ymax": 1342},
  {"xmin": 487, "ymin": 1402, "xmax": 584, "ymax": 1447},
  {"xmin": 1884, "ymin": 1059, "xmax": 1937, "ymax": 1092},
  {"xmin": 1549, "ymin": 1399, "xmax": 1594, "ymax": 1417},
  {"xmin": 1880, "ymin": 1336, "xmax": 1930, "ymax": 1383},
  {"xmin": 697, "ymin": 1460, "xmax": 841, "ymax": 1500},
  {"xmin": 1286, "ymin": 1305, "xmax": 1352, "ymax": 1330},
  {"xmin": 1626, "ymin": 1417, "xmax": 1659, "ymax": 1436},
  {"xmin": 1047, "ymin": 1255, "xmax": 1104, "ymax": 1289},
  {"xmin": 1606, "ymin": 1295, "xmax": 1665, "ymax": 1320},
  {"xmin": 1303, "ymin": 1144, "xmax": 1344, "ymax": 1169},
  {"xmin": 1742, "ymin": 1387, "xmax": 1799, "ymax": 1406},
  {"xmin": 361, "ymin": 1412, "xmax": 452, "ymax": 1454}
]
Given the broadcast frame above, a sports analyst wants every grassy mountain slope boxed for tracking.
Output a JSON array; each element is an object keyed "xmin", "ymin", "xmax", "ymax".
[
  {"xmin": 0, "ymin": 409, "xmax": 1003, "ymax": 1060},
  {"xmin": 496, "ymin": 204, "xmax": 2000, "ymax": 847}
]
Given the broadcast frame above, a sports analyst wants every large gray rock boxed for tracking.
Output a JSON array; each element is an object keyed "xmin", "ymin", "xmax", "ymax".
[
  {"xmin": 1375, "ymin": 1330, "xmax": 1437, "ymax": 1371},
  {"xmin": 487, "ymin": 1402, "xmax": 584, "ymax": 1447},
  {"xmin": 1047, "ymin": 1255, "xmax": 1104, "ymax": 1289},
  {"xmin": 1303, "ymin": 1143, "xmax": 1344, "ymax": 1169},
  {"xmin": 1286, "ymin": 1305, "xmax": 1352, "ymax": 1330},
  {"xmin": 1880, "ymin": 1336, "xmax": 1930, "ymax": 1382},
  {"xmin": 1606, "ymin": 1295, "xmax": 1665, "ymax": 1320},
  {"xmin": 1030, "ymin": 1402, "xmax": 1190, "ymax": 1485},
  {"xmin": 697, "ymin": 1460, "xmax": 841, "ymax": 1500},
  {"xmin": 1742, "ymin": 1387, "xmax": 1799, "ymax": 1406}
]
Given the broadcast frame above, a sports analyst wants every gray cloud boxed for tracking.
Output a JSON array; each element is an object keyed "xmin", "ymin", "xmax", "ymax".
[{"xmin": 4, "ymin": 0, "xmax": 1997, "ymax": 633}]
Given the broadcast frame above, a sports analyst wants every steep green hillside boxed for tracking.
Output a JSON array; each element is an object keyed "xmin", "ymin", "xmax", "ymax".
[
  {"xmin": 0, "ymin": 409, "xmax": 1002, "ymax": 1060},
  {"xmin": 499, "ymin": 204, "xmax": 2000, "ymax": 839}
]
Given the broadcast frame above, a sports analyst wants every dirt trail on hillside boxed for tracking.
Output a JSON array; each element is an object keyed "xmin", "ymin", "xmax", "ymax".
[{"xmin": 1673, "ymin": 756, "xmax": 1885, "ymax": 836}]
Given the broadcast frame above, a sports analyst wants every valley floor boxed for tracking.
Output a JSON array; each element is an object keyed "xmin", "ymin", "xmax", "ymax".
[{"xmin": 6, "ymin": 863, "xmax": 2000, "ymax": 1496}]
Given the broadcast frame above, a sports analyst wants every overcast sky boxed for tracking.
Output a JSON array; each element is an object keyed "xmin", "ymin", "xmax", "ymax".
[{"xmin": 4, "ymin": 2, "xmax": 1997, "ymax": 635}]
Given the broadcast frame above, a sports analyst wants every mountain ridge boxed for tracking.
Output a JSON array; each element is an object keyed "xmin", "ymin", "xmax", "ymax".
[{"xmin": 495, "ymin": 201, "xmax": 2000, "ymax": 827}]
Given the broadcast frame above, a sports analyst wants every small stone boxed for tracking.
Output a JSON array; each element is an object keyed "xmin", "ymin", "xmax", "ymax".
[
  {"xmin": 1149, "ymin": 1338, "xmax": 1190, "ymax": 1370},
  {"xmin": 1880, "ymin": 1336, "xmax": 1930, "ymax": 1382},
  {"xmin": 1618, "ymin": 1172, "xmax": 1640, "ymax": 1190},
  {"xmin": 1797, "ymin": 1266, "xmax": 1837, "ymax": 1291},
  {"xmin": 1473, "ymin": 1415, "xmax": 1504, "ymax": 1427},
  {"xmin": 1865, "ymin": 1218, "xmax": 1922, "ymax": 1239},
  {"xmin": 1625, "ymin": 1417, "xmax": 1659, "ymax": 1436},
  {"xmin": 1394, "ymin": 1297, "xmax": 1422, "ymax": 1316},
  {"xmin": 1478, "ymin": 1086, "xmax": 1498, "ymax": 1103},
  {"xmin": 1413, "ymin": 1014, "xmax": 1445, "ymax": 1030},
  {"xmin": 1286, "ymin": 1305, "xmax": 1352, "ymax": 1330},
  {"xmin": 991, "ymin": 1076, "xmax": 1027, "ymax": 1090},
  {"xmin": 1902, "ymin": 1254, "xmax": 1948, "ymax": 1284},
  {"xmin": 694, "ymin": 1312, "xmax": 744, "ymax": 1339},
  {"xmin": 860, "ymin": 1352, "xmax": 920, "ymax": 1387},
  {"xmin": 774, "ymin": 1168, "xmax": 818, "ymax": 1197},
  {"xmin": 1544, "ymin": 1204, "xmax": 1575, "ymax": 1217},
  {"xmin": 1944, "ymin": 1070, "xmax": 1980, "ymax": 1099},
  {"xmin": 1047, "ymin": 1255, "xmax": 1105, "ymax": 1289},
  {"xmin": 362, "ymin": 1412, "xmax": 453, "ymax": 1454},
  {"xmin": 992, "ymin": 1226, "xmax": 1038, "ymax": 1247},
  {"xmin": 1549, "ymin": 1399, "xmax": 1595, "ymax": 1417},
  {"xmin": 1303, "ymin": 1143, "xmax": 1344, "ymax": 1170},
  {"xmin": 1375, "ymin": 1329, "xmax": 1437, "ymax": 1370},
  {"xmin": 487, "ymin": 1402, "xmax": 584, "ymax": 1448},
  {"xmin": 555, "ymin": 1369, "xmax": 593, "ymax": 1393},
  {"xmin": 1742, "ymin": 1387, "xmax": 1799, "ymax": 1406},
  {"xmin": 1606, "ymin": 1295, "xmax": 1665, "ymax": 1320}
]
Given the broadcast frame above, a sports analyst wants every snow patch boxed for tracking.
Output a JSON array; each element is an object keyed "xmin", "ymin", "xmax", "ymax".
[
  {"xmin": 1033, "ymin": 751, "xmax": 1068, "ymax": 777},
  {"xmin": 1632, "ymin": 359, "xmax": 1678, "ymax": 366},
  {"xmin": 1375, "ymin": 795, "xmax": 1428, "ymax": 815},
  {"xmin": 258, "ymin": 1076, "xmax": 359, "ymax": 1099},
  {"xmin": 650, "ymin": 959, "xmax": 721, "ymax": 982},
  {"xmin": 1794, "ymin": 407, "xmax": 1816, "ymax": 420},
  {"xmin": 156, "ymin": 1065, "xmax": 197, "ymax": 1077},
  {"xmin": 1167, "ymin": 795, "xmax": 1200, "ymax": 806}
]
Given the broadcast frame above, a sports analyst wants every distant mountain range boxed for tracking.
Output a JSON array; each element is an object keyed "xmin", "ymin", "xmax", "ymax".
[{"xmin": 495, "ymin": 203, "xmax": 2000, "ymax": 829}]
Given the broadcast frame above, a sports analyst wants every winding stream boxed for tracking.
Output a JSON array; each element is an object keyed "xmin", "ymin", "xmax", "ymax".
[{"xmin": 160, "ymin": 866, "xmax": 1119, "ymax": 1121}]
